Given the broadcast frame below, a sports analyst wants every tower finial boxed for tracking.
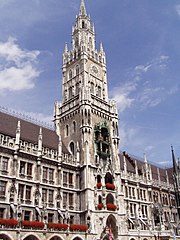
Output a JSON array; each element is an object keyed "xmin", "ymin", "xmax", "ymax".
[{"xmin": 79, "ymin": 0, "xmax": 87, "ymax": 16}]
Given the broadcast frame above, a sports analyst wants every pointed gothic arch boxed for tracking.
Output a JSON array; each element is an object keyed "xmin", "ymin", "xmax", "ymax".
[
  {"xmin": 22, "ymin": 235, "xmax": 40, "ymax": 240},
  {"xmin": 71, "ymin": 237, "xmax": 84, "ymax": 240},
  {"xmin": 48, "ymin": 236, "xmax": 64, "ymax": 240},
  {"xmin": 0, "ymin": 234, "xmax": 13, "ymax": 240},
  {"xmin": 69, "ymin": 141, "xmax": 75, "ymax": 155},
  {"xmin": 106, "ymin": 193, "xmax": 114, "ymax": 204},
  {"xmin": 76, "ymin": 65, "xmax": 80, "ymax": 75},
  {"xmin": 69, "ymin": 69, "xmax": 73, "ymax": 79},
  {"xmin": 105, "ymin": 172, "xmax": 113, "ymax": 184},
  {"xmin": 106, "ymin": 214, "xmax": 118, "ymax": 239}
]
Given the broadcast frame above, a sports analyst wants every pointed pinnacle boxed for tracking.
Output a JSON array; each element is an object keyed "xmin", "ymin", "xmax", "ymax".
[
  {"xmin": 79, "ymin": 0, "xmax": 87, "ymax": 16},
  {"xmin": 100, "ymin": 42, "xmax": 104, "ymax": 52},
  {"xmin": 64, "ymin": 43, "xmax": 68, "ymax": 53}
]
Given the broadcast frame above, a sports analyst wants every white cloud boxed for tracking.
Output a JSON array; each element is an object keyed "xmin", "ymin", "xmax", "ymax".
[
  {"xmin": 134, "ymin": 55, "xmax": 169, "ymax": 75},
  {"xmin": 139, "ymin": 87, "xmax": 165, "ymax": 109},
  {"xmin": 135, "ymin": 64, "xmax": 152, "ymax": 74},
  {"xmin": 0, "ymin": 37, "xmax": 40, "ymax": 93},
  {"xmin": 111, "ymin": 55, "xmax": 171, "ymax": 112},
  {"xmin": 176, "ymin": 4, "xmax": 180, "ymax": 16},
  {"xmin": 120, "ymin": 123, "xmax": 138, "ymax": 148},
  {"xmin": 22, "ymin": 111, "xmax": 53, "ymax": 127},
  {"xmin": 0, "ymin": 0, "xmax": 13, "ymax": 7},
  {"xmin": 110, "ymin": 82, "xmax": 136, "ymax": 112},
  {"xmin": 0, "ymin": 106, "xmax": 53, "ymax": 127}
]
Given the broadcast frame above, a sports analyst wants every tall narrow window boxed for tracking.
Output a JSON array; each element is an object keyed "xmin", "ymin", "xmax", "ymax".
[
  {"xmin": 69, "ymin": 69, "xmax": 72, "ymax": 79},
  {"xmin": 49, "ymin": 190, "xmax": 54, "ymax": 203},
  {"xmin": 76, "ymin": 65, "xmax": 80, "ymax": 75},
  {"xmin": 24, "ymin": 211, "xmax": 31, "ymax": 221},
  {"xmin": 69, "ymin": 87, "xmax": 72, "ymax": 99},
  {"xmin": 20, "ymin": 161, "xmax": 26, "ymax": 175},
  {"xmin": 73, "ymin": 121, "xmax": 76, "ymax": 133},
  {"xmin": 90, "ymin": 82, "xmax": 94, "ymax": 94},
  {"xmin": 48, "ymin": 213, "xmax": 54, "ymax": 223},
  {"xmin": 98, "ymin": 86, "xmax": 101, "ymax": 97},
  {"xmin": 69, "ymin": 173, "xmax": 73, "ymax": 187},
  {"xmin": 49, "ymin": 169, "xmax": 54, "ymax": 183},
  {"xmin": 18, "ymin": 184, "xmax": 24, "ymax": 201},
  {"xmin": 69, "ymin": 142, "xmax": 75, "ymax": 155},
  {"xmin": 63, "ymin": 172, "xmax": 68, "ymax": 186},
  {"xmin": 65, "ymin": 125, "xmax": 69, "ymax": 137},
  {"xmin": 82, "ymin": 21, "xmax": 85, "ymax": 28},
  {"xmin": 0, "ymin": 181, "xmax": 6, "ymax": 197},
  {"xmin": 1, "ymin": 157, "xmax": 8, "ymax": 172},
  {"xmin": 75, "ymin": 83, "xmax": 79, "ymax": 95},
  {"xmin": 0, "ymin": 208, "xmax": 4, "ymax": 218},
  {"xmin": 42, "ymin": 189, "xmax": 47, "ymax": 203},
  {"xmin": 27, "ymin": 163, "xmax": 32, "ymax": 176},
  {"xmin": 69, "ymin": 193, "xmax": 74, "ymax": 206},
  {"xmin": 63, "ymin": 192, "xmax": 67, "ymax": 208},
  {"xmin": 89, "ymin": 37, "xmax": 92, "ymax": 48},
  {"xmin": 43, "ymin": 167, "xmax": 48, "ymax": 181},
  {"xmin": 25, "ymin": 186, "xmax": 31, "ymax": 202}
]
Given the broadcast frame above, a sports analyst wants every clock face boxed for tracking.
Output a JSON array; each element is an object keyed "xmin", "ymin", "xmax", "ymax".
[{"xmin": 91, "ymin": 65, "xmax": 99, "ymax": 76}]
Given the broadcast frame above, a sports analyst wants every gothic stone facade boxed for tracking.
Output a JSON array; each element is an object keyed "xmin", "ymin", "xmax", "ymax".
[{"xmin": 0, "ymin": 1, "xmax": 179, "ymax": 240}]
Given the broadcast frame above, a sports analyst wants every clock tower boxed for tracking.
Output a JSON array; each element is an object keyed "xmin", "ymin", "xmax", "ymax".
[{"xmin": 54, "ymin": 0, "xmax": 125, "ymax": 236}]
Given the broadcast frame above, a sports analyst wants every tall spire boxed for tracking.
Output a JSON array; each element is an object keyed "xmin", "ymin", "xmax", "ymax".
[
  {"xmin": 79, "ymin": 0, "xmax": 87, "ymax": 16},
  {"xmin": 171, "ymin": 145, "xmax": 178, "ymax": 174}
]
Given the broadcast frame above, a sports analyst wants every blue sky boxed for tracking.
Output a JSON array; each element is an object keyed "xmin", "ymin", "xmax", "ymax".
[{"xmin": 0, "ymin": 0, "xmax": 180, "ymax": 166}]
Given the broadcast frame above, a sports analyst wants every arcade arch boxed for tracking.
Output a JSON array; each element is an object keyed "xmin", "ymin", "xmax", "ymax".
[{"xmin": 0, "ymin": 234, "xmax": 13, "ymax": 240}]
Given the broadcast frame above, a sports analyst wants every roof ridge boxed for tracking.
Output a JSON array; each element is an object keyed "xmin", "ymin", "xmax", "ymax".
[{"xmin": 0, "ymin": 105, "xmax": 54, "ymax": 131}]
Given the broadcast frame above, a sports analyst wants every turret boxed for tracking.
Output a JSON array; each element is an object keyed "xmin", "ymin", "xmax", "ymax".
[
  {"xmin": 38, "ymin": 127, "xmax": 42, "ymax": 157},
  {"xmin": 15, "ymin": 120, "xmax": 21, "ymax": 150}
]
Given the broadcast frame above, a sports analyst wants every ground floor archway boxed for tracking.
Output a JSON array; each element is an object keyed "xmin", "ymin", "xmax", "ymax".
[
  {"xmin": 106, "ymin": 214, "xmax": 118, "ymax": 239},
  {"xmin": 49, "ymin": 236, "xmax": 64, "ymax": 240},
  {"xmin": 23, "ymin": 235, "xmax": 39, "ymax": 240},
  {"xmin": 0, "ymin": 234, "xmax": 12, "ymax": 240}
]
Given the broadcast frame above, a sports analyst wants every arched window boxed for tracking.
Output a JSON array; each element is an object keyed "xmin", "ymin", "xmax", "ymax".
[
  {"xmin": 97, "ymin": 175, "xmax": 101, "ymax": 183},
  {"xmin": 98, "ymin": 195, "xmax": 102, "ymax": 204},
  {"xmin": 106, "ymin": 215, "xmax": 118, "ymax": 239},
  {"xmin": 69, "ymin": 69, "xmax": 72, "ymax": 79},
  {"xmin": 105, "ymin": 172, "xmax": 113, "ymax": 184},
  {"xmin": 73, "ymin": 121, "xmax": 76, "ymax": 133},
  {"xmin": 23, "ymin": 236, "xmax": 39, "ymax": 240},
  {"xmin": 76, "ymin": 65, "xmax": 80, "ymax": 75},
  {"xmin": 75, "ymin": 37, "xmax": 78, "ymax": 47},
  {"xmin": 82, "ymin": 21, "xmax": 85, "ymax": 28},
  {"xmin": 90, "ymin": 82, "xmax": 94, "ymax": 94},
  {"xmin": 75, "ymin": 82, "xmax": 79, "ymax": 95},
  {"xmin": 106, "ymin": 193, "xmax": 114, "ymax": 204},
  {"xmin": 69, "ymin": 142, "xmax": 75, "ymax": 155},
  {"xmin": 0, "ymin": 235, "xmax": 12, "ymax": 240},
  {"xmin": 69, "ymin": 87, "xmax": 72, "ymax": 98},
  {"xmin": 98, "ymin": 86, "xmax": 101, "ymax": 97},
  {"xmin": 89, "ymin": 37, "xmax": 93, "ymax": 48},
  {"xmin": 65, "ymin": 125, "xmax": 69, "ymax": 137}
]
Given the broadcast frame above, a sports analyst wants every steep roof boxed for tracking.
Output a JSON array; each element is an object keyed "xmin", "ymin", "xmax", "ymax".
[
  {"xmin": 0, "ymin": 111, "xmax": 65, "ymax": 152},
  {"xmin": 119, "ymin": 152, "xmax": 173, "ymax": 184}
]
